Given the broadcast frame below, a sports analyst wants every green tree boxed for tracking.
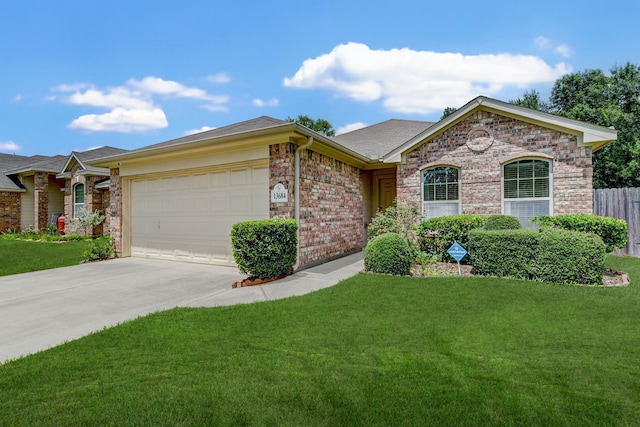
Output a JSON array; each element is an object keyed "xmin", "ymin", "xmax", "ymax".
[
  {"xmin": 549, "ymin": 64, "xmax": 640, "ymax": 188},
  {"xmin": 511, "ymin": 63, "xmax": 640, "ymax": 188},
  {"xmin": 509, "ymin": 89, "xmax": 551, "ymax": 112},
  {"xmin": 287, "ymin": 115, "xmax": 336, "ymax": 136},
  {"xmin": 440, "ymin": 106, "xmax": 458, "ymax": 120}
]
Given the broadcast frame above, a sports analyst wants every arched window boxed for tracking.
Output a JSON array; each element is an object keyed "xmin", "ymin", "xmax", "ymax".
[
  {"xmin": 422, "ymin": 166, "xmax": 460, "ymax": 218},
  {"xmin": 503, "ymin": 159, "xmax": 552, "ymax": 227},
  {"xmin": 74, "ymin": 183, "xmax": 85, "ymax": 218}
]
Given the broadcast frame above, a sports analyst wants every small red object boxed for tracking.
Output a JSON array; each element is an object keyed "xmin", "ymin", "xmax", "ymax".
[{"xmin": 57, "ymin": 215, "xmax": 66, "ymax": 235}]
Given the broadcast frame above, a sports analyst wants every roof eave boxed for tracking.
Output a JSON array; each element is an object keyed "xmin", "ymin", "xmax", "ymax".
[
  {"xmin": 383, "ymin": 96, "xmax": 618, "ymax": 162},
  {"xmin": 88, "ymin": 122, "xmax": 371, "ymax": 169}
]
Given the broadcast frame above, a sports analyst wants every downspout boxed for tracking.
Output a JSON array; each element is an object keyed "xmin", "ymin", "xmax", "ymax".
[{"xmin": 293, "ymin": 136, "xmax": 313, "ymax": 271}]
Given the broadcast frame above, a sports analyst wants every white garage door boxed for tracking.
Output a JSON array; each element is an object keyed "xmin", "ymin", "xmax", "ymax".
[{"xmin": 130, "ymin": 165, "xmax": 269, "ymax": 265}]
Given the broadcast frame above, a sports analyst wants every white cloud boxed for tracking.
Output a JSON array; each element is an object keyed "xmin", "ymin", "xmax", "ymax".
[
  {"xmin": 127, "ymin": 76, "xmax": 211, "ymax": 99},
  {"xmin": 67, "ymin": 87, "xmax": 153, "ymax": 110},
  {"xmin": 336, "ymin": 122, "xmax": 367, "ymax": 135},
  {"xmin": 206, "ymin": 73, "xmax": 231, "ymax": 84},
  {"xmin": 13, "ymin": 94, "xmax": 22, "ymax": 102},
  {"xmin": 0, "ymin": 141, "xmax": 21, "ymax": 152},
  {"xmin": 202, "ymin": 104, "xmax": 229, "ymax": 113},
  {"xmin": 534, "ymin": 36, "xmax": 551, "ymax": 49},
  {"xmin": 55, "ymin": 77, "xmax": 229, "ymax": 133},
  {"xmin": 252, "ymin": 97, "xmax": 279, "ymax": 107},
  {"xmin": 555, "ymin": 43, "xmax": 572, "ymax": 58},
  {"xmin": 284, "ymin": 42, "xmax": 571, "ymax": 115},
  {"xmin": 69, "ymin": 107, "xmax": 168, "ymax": 133},
  {"xmin": 535, "ymin": 36, "xmax": 572, "ymax": 58},
  {"xmin": 184, "ymin": 126, "xmax": 216, "ymax": 135}
]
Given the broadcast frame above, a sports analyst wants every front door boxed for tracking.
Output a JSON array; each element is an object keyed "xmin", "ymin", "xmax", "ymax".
[{"xmin": 378, "ymin": 177, "xmax": 396, "ymax": 212}]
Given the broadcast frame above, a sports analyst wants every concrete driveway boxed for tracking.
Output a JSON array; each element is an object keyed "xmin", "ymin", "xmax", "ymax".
[
  {"xmin": 0, "ymin": 258, "xmax": 244, "ymax": 363},
  {"xmin": 0, "ymin": 253, "xmax": 364, "ymax": 363}
]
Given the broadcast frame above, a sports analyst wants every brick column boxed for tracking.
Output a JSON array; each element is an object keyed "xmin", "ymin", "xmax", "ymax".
[
  {"xmin": 109, "ymin": 168, "xmax": 123, "ymax": 256},
  {"xmin": 34, "ymin": 172, "xmax": 49, "ymax": 231}
]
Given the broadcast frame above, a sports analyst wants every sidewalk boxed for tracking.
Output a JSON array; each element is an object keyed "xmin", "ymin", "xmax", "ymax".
[{"xmin": 183, "ymin": 251, "xmax": 365, "ymax": 307}]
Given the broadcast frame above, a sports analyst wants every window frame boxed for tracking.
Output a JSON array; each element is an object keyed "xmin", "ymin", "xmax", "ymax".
[
  {"xmin": 73, "ymin": 183, "xmax": 85, "ymax": 218},
  {"xmin": 420, "ymin": 165, "xmax": 461, "ymax": 219},
  {"xmin": 501, "ymin": 158, "xmax": 553, "ymax": 227}
]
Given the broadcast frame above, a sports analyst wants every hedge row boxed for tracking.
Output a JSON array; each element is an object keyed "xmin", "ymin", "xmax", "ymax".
[
  {"xmin": 532, "ymin": 213, "xmax": 628, "ymax": 252},
  {"xmin": 468, "ymin": 228, "xmax": 606, "ymax": 285}
]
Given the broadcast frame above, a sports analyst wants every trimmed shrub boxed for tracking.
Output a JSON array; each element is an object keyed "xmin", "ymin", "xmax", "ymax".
[
  {"xmin": 468, "ymin": 229, "xmax": 539, "ymax": 280},
  {"xmin": 418, "ymin": 214, "xmax": 486, "ymax": 260},
  {"xmin": 231, "ymin": 218, "xmax": 297, "ymax": 279},
  {"xmin": 535, "ymin": 228, "xmax": 606, "ymax": 286},
  {"xmin": 367, "ymin": 201, "xmax": 421, "ymax": 250},
  {"xmin": 364, "ymin": 233, "xmax": 413, "ymax": 276},
  {"xmin": 532, "ymin": 213, "xmax": 627, "ymax": 252},
  {"xmin": 468, "ymin": 228, "xmax": 606, "ymax": 285},
  {"xmin": 484, "ymin": 215, "xmax": 522, "ymax": 230}
]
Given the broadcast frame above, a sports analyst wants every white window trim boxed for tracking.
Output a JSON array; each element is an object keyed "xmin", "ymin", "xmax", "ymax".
[
  {"xmin": 501, "ymin": 158, "xmax": 554, "ymax": 225},
  {"xmin": 420, "ymin": 165, "xmax": 461, "ymax": 219},
  {"xmin": 73, "ymin": 183, "xmax": 85, "ymax": 218}
]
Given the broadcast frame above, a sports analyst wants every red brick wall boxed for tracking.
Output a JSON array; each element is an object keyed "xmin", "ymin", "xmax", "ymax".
[
  {"xmin": 397, "ymin": 110, "xmax": 593, "ymax": 215},
  {"xmin": 0, "ymin": 191, "xmax": 20, "ymax": 232},
  {"xmin": 269, "ymin": 143, "xmax": 295, "ymax": 219},
  {"xmin": 269, "ymin": 144, "xmax": 365, "ymax": 266}
]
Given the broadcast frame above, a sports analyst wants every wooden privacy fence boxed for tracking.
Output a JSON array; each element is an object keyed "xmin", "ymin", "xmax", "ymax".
[{"xmin": 593, "ymin": 187, "xmax": 640, "ymax": 257}]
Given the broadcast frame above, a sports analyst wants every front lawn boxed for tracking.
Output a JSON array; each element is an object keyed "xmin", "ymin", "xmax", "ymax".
[
  {"xmin": 0, "ymin": 256, "xmax": 638, "ymax": 425},
  {"xmin": 0, "ymin": 238, "xmax": 95, "ymax": 276}
]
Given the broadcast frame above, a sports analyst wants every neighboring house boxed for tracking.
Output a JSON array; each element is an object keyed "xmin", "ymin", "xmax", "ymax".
[
  {"xmin": 0, "ymin": 147, "xmax": 128, "ymax": 234},
  {"xmin": 56, "ymin": 146, "xmax": 129, "ymax": 234},
  {"xmin": 88, "ymin": 96, "xmax": 617, "ymax": 269}
]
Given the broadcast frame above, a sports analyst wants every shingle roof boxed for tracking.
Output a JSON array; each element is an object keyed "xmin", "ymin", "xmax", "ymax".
[
  {"xmin": 0, "ymin": 154, "xmax": 64, "ymax": 190},
  {"xmin": 333, "ymin": 119, "xmax": 435, "ymax": 158},
  {"xmin": 74, "ymin": 146, "xmax": 129, "ymax": 163},
  {"xmin": 133, "ymin": 116, "xmax": 288, "ymax": 153}
]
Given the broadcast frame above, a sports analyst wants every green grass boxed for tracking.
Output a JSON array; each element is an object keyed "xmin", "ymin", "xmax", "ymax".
[
  {"xmin": 0, "ymin": 256, "xmax": 639, "ymax": 426},
  {"xmin": 0, "ymin": 238, "xmax": 94, "ymax": 276}
]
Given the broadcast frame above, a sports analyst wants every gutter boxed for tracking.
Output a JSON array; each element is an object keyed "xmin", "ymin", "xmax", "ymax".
[{"xmin": 293, "ymin": 136, "xmax": 313, "ymax": 271}]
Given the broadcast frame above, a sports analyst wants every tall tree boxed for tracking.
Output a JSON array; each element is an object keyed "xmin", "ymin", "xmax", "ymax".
[
  {"xmin": 548, "ymin": 64, "xmax": 640, "ymax": 188},
  {"xmin": 287, "ymin": 115, "xmax": 336, "ymax": 137},
  {"xmin": 511, "ymin": 63, "xmax": 640, "ymax": 188},
  {"xmin": 440, "ymin": 106, "xmax": 458, "ymax": 120},
  {"xmin": 509, "ymin": 89, "xmax": 551, "ymax": 112}
]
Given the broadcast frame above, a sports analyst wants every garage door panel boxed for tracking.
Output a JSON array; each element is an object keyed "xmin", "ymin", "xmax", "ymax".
[
  {"xmin": 130, "ymin": 165, "xmax": 268, "ymax": 265},
  {"xmin": 230, "ymin": 169, "xmax": 248, "ymax": 185}
]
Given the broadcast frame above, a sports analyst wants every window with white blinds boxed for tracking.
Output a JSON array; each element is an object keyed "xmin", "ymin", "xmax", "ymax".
[
  {"xmin": 503, "ymin": 159, "xmax": 551, "ymax": 227},
  {"xmin": 422, "ymin": 166, "xmax": 460, "ymax": 218}
]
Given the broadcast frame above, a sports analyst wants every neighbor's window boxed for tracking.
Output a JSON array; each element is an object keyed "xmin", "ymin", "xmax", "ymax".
[
  {"xmin": 74, "ymin": 183, "xmax": 85, "ymax": 218},
  {"xmin": 503, "ymin": 159, "xmax": 551, "ymax": 228},
  {"xmin": 422, "ymin": 166, "xmax": 460, "ymax": 218}
]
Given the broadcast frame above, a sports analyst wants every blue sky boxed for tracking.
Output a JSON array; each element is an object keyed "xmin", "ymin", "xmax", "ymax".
[{"xmin": 2, "ymin": 0, "xmax": 639, "ymax": 156}]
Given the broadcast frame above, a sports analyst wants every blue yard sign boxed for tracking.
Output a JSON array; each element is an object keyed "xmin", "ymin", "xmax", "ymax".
[{"xmin": 447, "ymin": 241, "xmax": 468, "ymax": 275}]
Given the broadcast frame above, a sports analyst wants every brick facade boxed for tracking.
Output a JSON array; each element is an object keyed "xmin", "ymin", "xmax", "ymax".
[
  {"xmin": 0, "ymin": 191, "xmax": 20, "ymax": 232},
  {"xmin": 397, "ymin": 111, "xmax": 594, "ymax": 215},
  {"xmin": 63, "ymin": 163, "xmax": 110, "ymax": 235},
  {"xmin": 270, "ymin": 143, "xmax": 365, "ymax": 266}
]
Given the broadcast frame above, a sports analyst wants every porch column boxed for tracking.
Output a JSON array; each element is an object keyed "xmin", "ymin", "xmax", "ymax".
[{"xmin": 34, "ymin": 172, "xmax": 49, "ymax": 231}]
